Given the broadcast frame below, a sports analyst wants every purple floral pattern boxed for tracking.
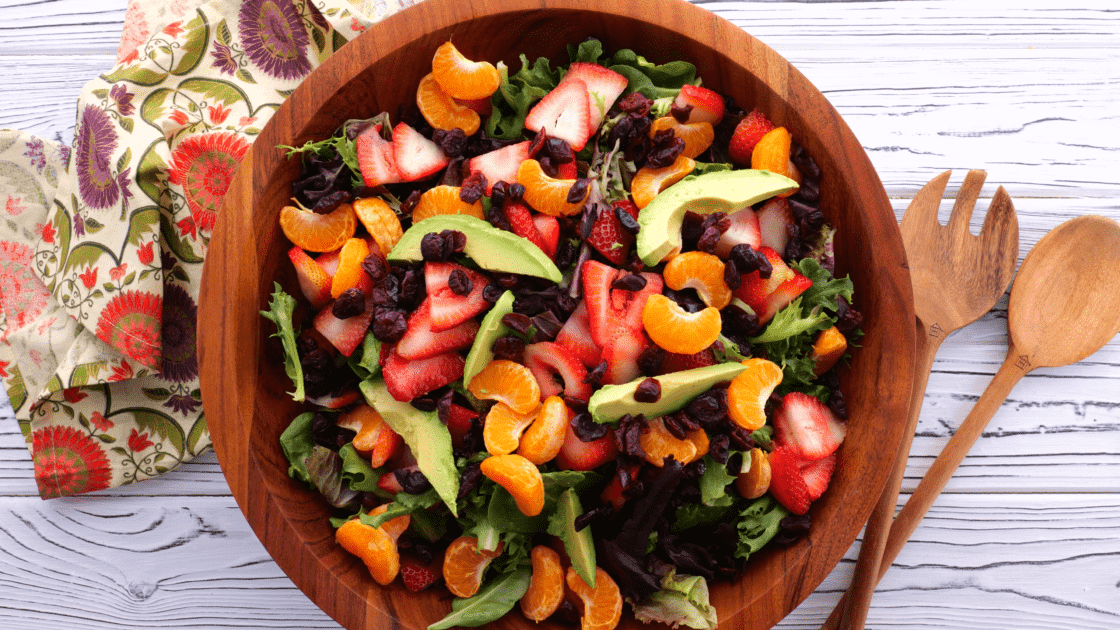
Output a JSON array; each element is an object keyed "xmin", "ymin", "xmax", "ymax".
[
  {"xmin": 238, "ymin": 0, "xmax": 311, "ymax": 80},
  {"xmin": 160, "ymin": 282, "xmax": 197, "ymax": 382},
  {"xmin": 74, "ymin": 105, "xmax": 120, "ymax": 210}
]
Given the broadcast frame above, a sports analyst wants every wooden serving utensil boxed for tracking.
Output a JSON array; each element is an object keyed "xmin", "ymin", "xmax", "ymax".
[
  {"xmin": 824, "ymin": 170, "xmax": 1019, "ymax": 630},
  {"xmin": 832, "ymin": 214, "xmax": 1120, "ymax": 629}
]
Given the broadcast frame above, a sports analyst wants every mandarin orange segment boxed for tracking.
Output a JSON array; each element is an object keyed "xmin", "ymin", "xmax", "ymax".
[
  {"xmin": 279, "ymin": 201, "xmax": 357, "ymax": 252},
  {"xmin": 416, "ymin": 73, "xmax": 481, "ymax": 135},
  {"xmin": 481, "ymin": 454, "xmax": 546, "ymax": 517},
  {"xmin": 639, "ymin": 417, "xmax": 699, "ymax": 466},
  {"xmin": 641, "ymin": 294, "xmax": 721, "ymax": 355},
  {"xmin": 751, "ymin": 127, "xmax": 797, "ymax": 198},
  {"xmin": 336, "ymin": 404, "xmax": 402, "ymax": 467},
  {"xmin": 411, "ymin": 184, "xmax": 486, "ymax": 223},
  {"xmin": 517, "ymin": 159, "xmax": 589, "ymax": 217},
  {"xmin": 566, "ymin": 566, "xmax": 623, "ymax": 630},
  {"xmin": 662, "ymin": 251, "xmax": 732, "ymax": 309},
  {"xmin": 517, "ymin": 395, "xmax": 569, "ymax": 465},
  {"xmin": 335, "ymin": 515, "xmax": 403, "ymax": 586},
  {"xmin": 631, "ymin": 155, "xmax": 696, "ymax": 209},
  {"xmin": 443, "ymin": 536, "xmax": 505, "ymax": 598},
  {"xmin": 649, "ymin": 116, "xmax": 714, "ymax": 159},
  {"xmin": 811, "ymin": 326, "xmax": 848, "ymax": 377},
  {"xmin": 727, "ymin": 358, "xmax": 784, "ymax": 431},
  {"xmin": 521, "ymin": 545, "xmax": 565, "ymax": 621},
  {"xmin": 736, "ymin": 447, "xmax": 771, "ymax": 499},
  {"xmin": 431, "ymin": 41, "xmax": 501, "ymax": 101},
  {"xmin": 468, "ymin": 359, "xmax": 542, "ymax": 415},
  {"xmin": 368, "ymin": 503, "xmax": 411, "ymax": 540},
  {"xmin": 353, "ymin": 197, "xmax": 403, "ymax": 257},
  {"xmin": 687, "ymin": 426, "xmax": 709, "ymax": 459},
  {"xmin": 330, "ymin": 238, "xmax": 370, "ymax": 298},
  {"xmin": 483, "ymin": 402, "xmax": 537, "ymax": 456}
]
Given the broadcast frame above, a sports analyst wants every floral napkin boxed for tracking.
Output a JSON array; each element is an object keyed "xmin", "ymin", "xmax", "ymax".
[{"xmin": 0, "ymin": 0, "xmax": 416, "ymax": 498}]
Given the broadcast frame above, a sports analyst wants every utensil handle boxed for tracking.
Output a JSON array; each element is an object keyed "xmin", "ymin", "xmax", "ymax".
[
  {"xmin": 878, "ymin": 351, "xmax": 1025, "ymax": 570},
  {"xmin": 824, "ymin": 319, "xmax": 941, "ymax": 630}
]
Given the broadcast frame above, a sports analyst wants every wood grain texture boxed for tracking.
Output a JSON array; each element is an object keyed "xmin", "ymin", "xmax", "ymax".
[
  {"xmin": 1, "ymin": 0, "xmax": 1118, "ymax": 628},
  {"xmin": 197, "ymin": 0, "xmax": 914, "ymax": 628}
]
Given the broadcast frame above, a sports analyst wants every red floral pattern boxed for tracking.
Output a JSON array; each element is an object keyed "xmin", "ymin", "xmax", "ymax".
[
  {"xmin": 32, "ymin": 426, "xmax": 113, "ymax": 499},
  {"xmin": 95, "ymin": 291, "xmax": 163, "ymax": 369},
  {"xmin": 167, "ymin": 132, "xmax": 249, "ymax": 233}
]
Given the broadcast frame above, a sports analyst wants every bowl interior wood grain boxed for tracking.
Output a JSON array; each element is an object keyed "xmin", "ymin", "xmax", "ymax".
[{"xmin": 198, "ymin": 0, "xmax": 915, "ymax": 628}]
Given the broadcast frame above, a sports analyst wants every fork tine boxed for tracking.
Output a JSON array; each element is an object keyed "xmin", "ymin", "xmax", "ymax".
[
  {"xmin": 900, "ymin": 170, "xmax": 951, "ymax": 231},
  {"xmin": 980, "ymin": 185, "xmax": 1020, "ymax": 276},
  {"xmin": 947, "ymin": 169, "xmax": 987, "ymax": 236}
]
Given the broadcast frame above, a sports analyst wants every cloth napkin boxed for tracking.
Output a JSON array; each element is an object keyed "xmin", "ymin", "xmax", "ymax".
[{"xmin": 0, "ymin": 0, "xmax": 416, "ymax": 498}]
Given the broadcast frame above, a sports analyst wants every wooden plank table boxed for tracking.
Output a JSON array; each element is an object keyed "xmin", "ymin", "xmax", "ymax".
[{"xmin": 1, "ymin": 1, "xmax": 1117, "ymax": 628}]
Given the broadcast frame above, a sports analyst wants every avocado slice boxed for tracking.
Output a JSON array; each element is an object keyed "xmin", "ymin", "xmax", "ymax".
[
  {"xmin": 388, "ymin": 214, "xmax": 563, "ymax": 282},
  {"xmin": 636, "ymin": 169, "xmax": 798, "ymax": 266},
  {"xmin": 463, "ymin": 290, "xmax": 515, "ymax": 386},
  {"xmin": 588, "ymin": 363, "xmax": 749, "ymax": 424},
  {"xmin": 358, "ymin": 377, "xmax": 459, "ymax": 515}
]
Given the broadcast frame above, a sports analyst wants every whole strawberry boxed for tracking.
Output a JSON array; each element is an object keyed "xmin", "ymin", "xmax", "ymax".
[{"xmin": 728, "ymin": 109, "xmax": 775, "ymax": 166}]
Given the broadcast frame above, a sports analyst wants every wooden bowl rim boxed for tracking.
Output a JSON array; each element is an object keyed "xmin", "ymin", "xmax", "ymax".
[{"xmin": 198, "ymin": 0, "xmax": 916, "ymax": 628}]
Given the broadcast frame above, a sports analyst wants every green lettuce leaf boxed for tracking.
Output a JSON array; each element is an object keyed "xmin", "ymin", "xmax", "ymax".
[
  {"xmin": 749, "ymin": 297, "xmax": 830, "ymax": 345},
  {"xmin": 672, "ymin": 502, "xmax": 737, "ymax": 532},
  {"xmin": 361, "ymin": 488, "xmax": 441, "ymax": 527},
  {"xmin": 279, "ymin": 412, "xmax": 317, "ymax": 483},
  {"xmin": 609, "ymin": 49, "xmax": 696, "ymax": 99},
  {"xmin": 484, "ymin": 55, "xmax": 560, "ymax": 140},
  {"xmin": 698, "ymin": 455, "xmax": 737, "ymax": 506},
  {"xmin": 259, "ymin": 283, "xmax": 304, "ymax": 402},
  {"xmin": 304, "ymin": 446, "xmax": 362, "ymax": 510},
  {"xmin": 427, "ymin": 567, "xmax": 531, "ymax": 630},
  {"xmin": 795, "ymin": 258, "xmax": 854, "ymax": 316},
  {"xmin": 338, "ymin": 443, "xmax": 386, "ymax": 495},
  {"xmin": 735, "ymin": 496, "xmax": 789, "ymax": 560},
  {"xmin": 631, "ymin": 570, "xmax": 718, "ymax": 630},
  {"xmin": 347, "ymin": 332, "xmax": 382, "ymax": 380},
  {"xmin": 568, "ymin": 39, "xmax": 605, "ymax": 64}
]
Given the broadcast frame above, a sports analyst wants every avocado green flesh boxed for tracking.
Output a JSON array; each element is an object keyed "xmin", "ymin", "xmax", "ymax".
[
  {"xmin": 388, "ymin": 214, "xmax": 563, "ymax": 282},
  {"xmin": 588, "ymin": 363, "xmax": 749, "ymax": 424},
  {"xmin": 463, "ymin": 290, "xmax": 515, "ymax": 386},
  {"xmin": 636, "ymin": 169, "xmax": 798, "ymax": 266}
]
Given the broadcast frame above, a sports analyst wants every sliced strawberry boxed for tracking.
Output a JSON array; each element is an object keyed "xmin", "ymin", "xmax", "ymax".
[
  {"xmin": 525, "ymin": 78, "xmax": 592, "ymax": 151},
  {"xmin": 307, "ymin": 388, "xmax": 361, "ymax": 409},
  {"xmin": 658, "ymin": 348, "xmax": 717, "ymax": 375},
  {"xmin": 586, "ymin": 207, "xmax": 633, "ymax": 265},
  {"xmin": 396, "ymin": 297, "xmax": 479, "ymax": 360},
  {"xmin": 503, "ymin": 202, "xmax": 550, "ymax": 254},
  {"xmin": 381, "ymin": 348, "xmax": 465, "ymax": 402},
  {"xmin": 714, "ymin": 209, "xmax": 761, "ymax": 258},
  {"xmin": 313, "ymin": 294, "xmax": 375, "ymax": 357},
  {"xmin": 728, "ymin": 108, "xmax": 775, "ymax": 166},
  {"xmin": 288, "ymin": 246, "xmax": 332, "ymax": 309},
  {"xmin": 556, "ymin": 421, "xmax": 616, "ymax": 471},
  {"xmin": 581, "ymin": 260, "xmax": 663, "ymax": 348},
  {"xmin": 523, "ymin": 341, "xmax": 592, "ymax": 402},
  {"xmin": 446, "ymin": 403, "xmax": 479, "ymax": 449},
  {"xmin": 733, "ymin": 247, "xmax": 811, "ymax": 323},
  {"xmin": 377, "ymin": 470, "xmax": 405, "ymax": 494},
  {"xmin": 600, "ymin": 463, "xmax": 642, "ymax": 511},
  {"xmin": 599, "ymin": 333, "xmax": 646, "ymax": 385},
  {"xmin": 315, "ymin": 248, "xmax": 341, "ymax": 277},
  {"xmin": 555, "ymin": 301, "xmax": 602, "ymax": 369},
  {"xmin": 392, "ymin": 122, "xmax": 449, "ymax": 181},
  {"xmin": 423, "ymin": 262, "xmax": 491, "ymax": 331},
  {"xmin": 756, "ymin": 198, "xmax": 794, "ymax": 254},
  {"xmin": 801, "ymin": 452, "xmax": 837, "ymax": 501},
  {"xmin": 767, "ymin": 445, "xmax": 812, "ymax": 515},
  {"xmin": 556, "ymin": 160, "xmax": 578, "ymax": 180},
  {"xmin": 773, "ymin": 391, "xmax": 847, "ymax": 461},
  {"xmin": 400, "ymin": 554, "xmax": 441, "ymax": 592},
  {"xmin": 563, "ymin": 62, "xmax": 628, "ymax": 132},
  {"xmin": 532, "ymin": 214, "xmax": 560, "ymax": 258},
  {"xmin": 673, "ymin": 85, "xmax": 725, "ymax": 125},
  {"xmin": 468, "ymin": 141, "xmax": 530, "ymax": 193},
  {"xmin": 613, "ymin": 199, "xmax": 639, "ymax": 221},
  {"xmin": 453, "ymin": 96, "xmax": 493, "ymax": 116},
  {"xmin": 355, "ymin": 123, "xmax": 401, "ymax": 187}
]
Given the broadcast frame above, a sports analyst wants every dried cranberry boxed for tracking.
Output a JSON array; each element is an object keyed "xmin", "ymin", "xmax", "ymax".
[
  {"xmin": 490, "ymin": 180, "xmax": 509, "ymax": 207},
  {"xmin": 634, "ymin": 378, "xmax": 662, "ymax": 403},
  {"xmin": 361, "ymin": 252, "xmax": 388, "ymax": 281},
  {"xmin": 527, "ymin": 130, "xmax": 548, "ymax": 158},
  {"xmin": 448, "ymin": 268, "xmax": 473, "ymax": 296},
  {"xmin": 439, "ymin": 157, "xmax": 466, "ymax": 187},
  {"xmin": 671, "ymin": 102, "xmax": 693, "ymax": 123},
  {"xmin": 296, "ymin": 336, "xmax": 318, "ymax": 357},
  {"xmin": 371, "ymin": 308, "xmax": 407, "ymax": 342},
  {"xmin": 583, "ymin": 360, "xmax": 607, "ymax": 386},
  {"xmin": 646, "ymin": 129, "xmax": 685, "ymax": 169},
  {"xmin": 708, "ymin": 433, "xmax": 730, "ymax": 464},
  {"xmin": 723, "ymin": 259, "xmax": 742, "ymax": 290},
  {"xmin": 730, "ymin": 243, "xmax": 772, "ymax": 279},
  {"xmin": 567, "ymin": 178, "xmax": 589, "ymax": 204},
  {"xmin": 331, "ymin": 288, "xmax": 366, "ymax": 319},
  {"xmin": 546, "ymin": 138, "xmax": 574, "ymax": 164},
  {"xmin": 615, "ymin": 205, "xmax": 640, "ymax": 234},
  {"xmin": 508, "ymin": 183, "xmax": 525, "ymax": 202},
  {"xmin": 836, "ymin": 296, "xmax": 863, "ymax": 334},
  {"xmin": 571, "ymin": 412, "xmax": 608, "ymax": 442},
  {"xmin": 555, "ymin": 239, "xmax": 576, "ymax": 270},
  {"xmin": 459, "ymin": 171, "xmax": 486, "ymax": 203},
  {"xmin": 637, "ymin": 346, "xmax": 665, "ymax": 376},
  {"xmin": 828, "ymin": 389, "xmax": 848, "ymax": 420},
  {"xmin": 531, "ymin": 311, "xmax": 563, "ymax": 341},
  {"xmin": 311, "ymin": 189, "xmax": 352, "ymax": 213},
  {"xmin": 491, "ymin": 336, "xmax": 526, "ymax": 362},
  {"xmin": 696, "ymin": 225, "xmax": 722, "ymax": 253},
  {"xmin": 685, "ymin": 389, "xmax": 728, "ymax": 430},
  {"xmin": 420, "ymin": 232, "xmax": 448, "ymax": 262},
  {"xmin": 398, "ymin": 266, "xmax": 424, "ymax": 309},
  {"xmin": 538, "ymin": 156, "xmax": 557, "ymax": 177},
  {"xmin": 493, "ymin": 273, "xmax": 521, "ymax": 290},
  {"xmin": 482, "ymin": 282, "xmax": 504, "ymax": 303},
  {"xmin": 618, "ymin": 92, "xmax": 652, "ymax": 116},
  {"xmin": 612, "ymin": 273, "xmax": 647, "ymax": 292},
  {"xmin": 501, "ymin": 312, "xmax": 532, "ymax": 335},
  {"xmin": 555, "ymin": 291, "xmax": 577, "ymax": 315},
  {"xmin": 457, "ymin": 463, "xmax": 483, "ymax": 499},
  {"xmin": 721, "ymin": 304, "xmax": 760, "ymax": 337},
  {"xmin": 443, "ymin": 229, "xmax": 467, "ymax": 253},
  {"xmin": 432, "ymin": 127, "xmax": 468, "ymax": 157},
  {"xmin": 728, "ymin": 425, "xmax": 756, "ymax": 451},
  {"xmin": 614, "ymin": 414, "xmax": 645, "ymax": 458}
]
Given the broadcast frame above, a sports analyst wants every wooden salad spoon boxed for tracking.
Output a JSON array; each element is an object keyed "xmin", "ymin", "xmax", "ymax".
[
  {"xmin": 833, "ymin": 214, "xmax": 1120, "ymax": 629},
  {"xmin": 823, "ymin": 170, "xmax": 1019, "ymax": 630}
]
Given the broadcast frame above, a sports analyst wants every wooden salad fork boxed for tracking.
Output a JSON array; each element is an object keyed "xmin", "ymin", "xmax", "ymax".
[{"xmin": 823, "ymin": 170, "xmax": 1019, "ymax": 630}]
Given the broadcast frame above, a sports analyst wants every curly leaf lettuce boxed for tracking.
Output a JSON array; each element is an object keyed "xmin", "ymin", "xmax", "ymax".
[
  {"xmin": 735, "ymin": 496, "xmax": 788, "ymax": 560},
  {"xmin": 630, "ymin": 570, "xmax": 718, "ymax": 630},
  {"xmin": 260, "ymin": 283, "xmax": 304, "ymax": 402}
]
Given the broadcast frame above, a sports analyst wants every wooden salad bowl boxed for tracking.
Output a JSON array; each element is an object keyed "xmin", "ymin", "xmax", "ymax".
[{"xmin": 198, "ymin": 0, "xmax": 916, "ymax": 627}]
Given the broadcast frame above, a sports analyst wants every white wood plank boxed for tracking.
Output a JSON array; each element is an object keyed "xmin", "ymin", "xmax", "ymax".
[
  {"xmin": 0, "ymin": 57, "xmax": 113, "ymax": 146},
  {"xmin": 0, "ymin": 493, "xmax": 1116, "ymax": 629},
  {"xmin": 0, "ymin": 0, "xmax": 128, "ymax": 55}
]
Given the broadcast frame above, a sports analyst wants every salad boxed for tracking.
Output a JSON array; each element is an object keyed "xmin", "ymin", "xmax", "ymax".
[{"xmin": 264, "ymin": 39, "xmax": 862, "ymax": 630}]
